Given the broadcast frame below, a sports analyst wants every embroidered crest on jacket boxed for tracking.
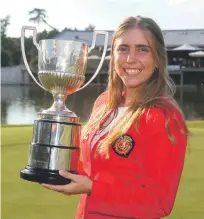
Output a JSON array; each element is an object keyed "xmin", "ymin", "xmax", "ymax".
[{"xmin": 112, "ymin": 134, "xmax": 135, "ymax": 158}]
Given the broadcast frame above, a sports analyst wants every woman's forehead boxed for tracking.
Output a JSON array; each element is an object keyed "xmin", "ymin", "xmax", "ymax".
[{"xmin": 114, "ymin": 28, "xmax": 153, "ymax": 47}]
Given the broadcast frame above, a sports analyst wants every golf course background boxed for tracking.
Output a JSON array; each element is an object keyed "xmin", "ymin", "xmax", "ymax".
[{"xmin": 2, "ymin": 121, "xmax": 204, "ymax": 219}]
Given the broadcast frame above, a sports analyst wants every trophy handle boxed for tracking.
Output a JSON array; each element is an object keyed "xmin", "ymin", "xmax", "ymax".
[
  {"xmin": 77, "ymin": 31, "xmax": 108, "ymax": 91},
  {"xmin": 21, "ymin": 26, "xmax": 47, "ymax": 91}
]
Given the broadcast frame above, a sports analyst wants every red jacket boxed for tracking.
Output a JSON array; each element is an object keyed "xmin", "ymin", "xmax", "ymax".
[{"xmin": 76, "ymin": 92, "xmax": 187, "ymax": 219}]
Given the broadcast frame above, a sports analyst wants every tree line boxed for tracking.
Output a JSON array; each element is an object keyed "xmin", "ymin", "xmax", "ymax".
[{"xmin": 1, "ymin": 8, "xmax": 95, "ymax": 68}]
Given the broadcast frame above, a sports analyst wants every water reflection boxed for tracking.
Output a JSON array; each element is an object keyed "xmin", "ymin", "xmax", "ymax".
[
  {"xmin": 1, "ymin": 84, "xmax": 204, "ymax": 124},
  {"xmin": 1, "ymin": 85, "xmax": 105, "ymax": 124}
]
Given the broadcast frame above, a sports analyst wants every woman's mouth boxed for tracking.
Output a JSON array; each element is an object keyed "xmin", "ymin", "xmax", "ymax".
[{"xmin": 124, "ymin": 68, "xmax": 142, "ymax": 75}]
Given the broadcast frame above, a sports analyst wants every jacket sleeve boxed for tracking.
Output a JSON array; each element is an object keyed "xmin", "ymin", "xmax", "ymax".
[
  {"xmin": 87, "ymin": 108, "xmax": 188, "ymax": 219},
  {"xmin": 77, "ymin": 160, "xmax": 87, "ymax": 175}
]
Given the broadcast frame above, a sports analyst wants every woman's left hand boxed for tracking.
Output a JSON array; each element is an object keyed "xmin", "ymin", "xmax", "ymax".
[{"xmin": 41, "ymin": 170, "xmax": 93, "ymax": 196}]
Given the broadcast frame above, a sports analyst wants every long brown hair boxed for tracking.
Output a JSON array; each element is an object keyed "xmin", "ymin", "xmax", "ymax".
[{"xmin": 82, "ymin": 16, "xmax": 189, "ymax": 158}]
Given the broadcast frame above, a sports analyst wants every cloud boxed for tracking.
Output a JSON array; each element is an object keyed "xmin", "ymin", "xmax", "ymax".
[
  {"xmin": 167, "ymin": 0, "xmax": 190, "ymax": 6},
  {"xmin": 107, "ymin": 0, "xmax": 143, "ymax": 3},
  {"xmin": 167, "ymin": 0, "xmax": 204, "ymax": 8}
]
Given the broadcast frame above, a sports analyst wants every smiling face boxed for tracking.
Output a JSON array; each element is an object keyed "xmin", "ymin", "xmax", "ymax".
[{"xmin": 113, "ymin": 28, "xmax": 156, "ymax": 90}]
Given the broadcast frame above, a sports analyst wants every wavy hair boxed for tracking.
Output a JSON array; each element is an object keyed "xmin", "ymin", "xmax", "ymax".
[{"xmin": 82, "ymin": 16, "xmax": 189, "ymax": 158}]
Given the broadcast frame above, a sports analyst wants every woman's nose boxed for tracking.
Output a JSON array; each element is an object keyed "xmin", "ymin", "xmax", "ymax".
[{"xmin": 126, "ymin": 50, "xmax": 137, "ymax": 63}]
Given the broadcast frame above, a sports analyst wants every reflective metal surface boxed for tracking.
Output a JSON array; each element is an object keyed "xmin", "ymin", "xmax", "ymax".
[
  {"xmin": 28, "ymin": 120, "xmax": 81, "ymax": 170},
  {"xmin": 32, "ymin": 120, "xmax": 81, "ymax": 147},
  {"xmin": 19, "ymin": 26, "xmax": 108, "ymax": 183},
  {"xmin": 49, "ymin": 147, "xmax": 79, "ymax": 171},
  {"xmin": 37, "ymin": 113, "xmax": 80, "ymax": 125},
  {"xmin": 28, "ymin": 144, "xmax": 50, "ymax": 169},
  {"xmin": 38, "ymin": 40, "xmax": 88, "ymax": 95},
  {"xmin": 28, "ymin": 144, "xmax": 79, "ymax": 171},
  {"xmin": 21, "ymin": 26, "xmax": 108, "ymax": 117},
  {"xmin": 37, "ymin": 40, "xmax": 88, "ymax": 116}
]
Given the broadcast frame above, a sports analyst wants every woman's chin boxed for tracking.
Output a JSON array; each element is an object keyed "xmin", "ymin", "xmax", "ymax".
[{"xmin": 123, "ymin": 80, "xmax": 143, "ymax": 89}]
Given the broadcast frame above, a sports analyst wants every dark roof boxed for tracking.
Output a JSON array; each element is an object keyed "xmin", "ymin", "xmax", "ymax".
[{"xmin": 54, "ymin": 29, "xmax": 204, "ymax": 47}]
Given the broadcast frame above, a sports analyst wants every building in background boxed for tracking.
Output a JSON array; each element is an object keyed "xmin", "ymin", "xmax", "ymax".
[
  {"xmin": 55, "ymin": 29, "xmax": 204, "ymax": 87},
  {"xmin": 2, "ymin": 29, "xmax": 204, "ymax": 87}
]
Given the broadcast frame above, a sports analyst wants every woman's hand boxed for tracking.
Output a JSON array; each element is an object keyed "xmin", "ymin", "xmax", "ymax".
[{"xmin": 41, "ymin": 170, "xmax": 93, "ymax": 196}]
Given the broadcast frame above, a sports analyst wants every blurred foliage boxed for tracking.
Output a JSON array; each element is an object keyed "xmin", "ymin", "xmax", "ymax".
[
  {"xmin": 1, "ymin": 15, "xmax": 59, "ymax": 69},
  {"xmin": 85, "ymin": 24, "xmax": 95, "ymax": 31},
  {"xmin": 1, "ymin": 10, "xmax": 95, "ymax": 69},
  {"xmin": 1, "ymin": 51, "xmax": 11, "ymax": 66}
]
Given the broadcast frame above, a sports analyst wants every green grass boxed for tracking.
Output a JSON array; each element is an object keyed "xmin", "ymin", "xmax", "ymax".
[
  {"xmin": 1, "ymin": 126, "xmax": 79, "ymax": 219},
  {"xmin": 1, "ymin": 122, "xmax": 204, "ymax": 219},
  {"xmin": 186, "ymin": 120, "xmax": 204, "ymax": 129}
]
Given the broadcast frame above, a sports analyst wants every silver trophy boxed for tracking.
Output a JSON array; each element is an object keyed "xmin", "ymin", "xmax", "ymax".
[{"xmin": 20, "ymin": 26, "xmax": 108, "ymax": 185}]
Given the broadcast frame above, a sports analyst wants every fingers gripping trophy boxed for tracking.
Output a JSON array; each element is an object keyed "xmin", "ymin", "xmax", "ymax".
[{"xmin": 20, "ymin": 26, "xmax": 108, "ymax": 185}]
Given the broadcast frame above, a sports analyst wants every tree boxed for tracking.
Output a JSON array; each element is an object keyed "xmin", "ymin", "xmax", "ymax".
[
  {"xmin": 0, "ymin": 12, "xmax": 60, "ymax": 67},
  {"xmin": 28, "ymin": 8, "xmax": 56, "ymax": 30},
  {"xmin": 12, "ymin": 50, "xmax": 22, "ymax": 65},
  {"xmin": 85, "ymin": 24, "xmax": 95, "ymax": 31},
  {"xmin": 1, "ymin": 15, "xmax": 13, "ymax": 66},
  {"xmin": 47, "ymin": 29, "xmax": 59, "ymax": 38},
  {"xmin": 62, "ymin": 27, "xmax": 72, "ymax": 32},
  {"xmin": 1, "ymin": 15, "xmax": 10, "ymax": 38},
  {"xmin": 1, "ymin": 51, "xmax": 11, "ymax": 66}
]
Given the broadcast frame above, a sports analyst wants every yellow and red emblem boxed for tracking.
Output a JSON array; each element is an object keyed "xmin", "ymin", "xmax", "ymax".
[{"xmin": 112, "ymin": 134, "xmax": 135, "ymax": 158}]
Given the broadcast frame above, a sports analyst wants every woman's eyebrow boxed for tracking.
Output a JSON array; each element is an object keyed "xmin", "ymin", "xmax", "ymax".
[
  {"xmin": 117, "ymin": 44, "xmax": 129, "ymax": 47},
  {"xmin": 135, "ymin": 44, "xmax": 150, "ymax": 48},
  {"xmin": 117, "ymin": 44, "xmax": 150, "ymax": 48}
]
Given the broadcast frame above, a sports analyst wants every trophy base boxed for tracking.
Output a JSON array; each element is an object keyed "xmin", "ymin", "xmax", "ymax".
[{"xmin": 20, "ymin": 166, "xmax": 77, "ymax": 185}]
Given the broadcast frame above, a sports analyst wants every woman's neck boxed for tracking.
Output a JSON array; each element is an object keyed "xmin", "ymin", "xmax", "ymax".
[{"xmin": 120, "ymin": 87, "xmax": 143, "ymax": 107}]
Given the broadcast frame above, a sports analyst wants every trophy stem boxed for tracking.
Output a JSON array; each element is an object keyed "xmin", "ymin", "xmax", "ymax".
[
  {"xmin": 52, "ymin": 93, "xmax": 68, "ymax": 112},
  {"xmin": 41, "ymin": 93, "xmax": 77, "ymax": 117}
]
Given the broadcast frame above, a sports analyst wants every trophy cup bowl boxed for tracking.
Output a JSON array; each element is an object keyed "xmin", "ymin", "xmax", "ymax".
[{"xmin": 20, "ymin": 26, "xmax": 108, "ymax": 185}]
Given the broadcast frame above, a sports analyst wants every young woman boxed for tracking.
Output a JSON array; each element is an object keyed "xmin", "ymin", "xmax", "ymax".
[{"xmin": 42, "ymin": 16, "xmax": 189, "ymax": 219}]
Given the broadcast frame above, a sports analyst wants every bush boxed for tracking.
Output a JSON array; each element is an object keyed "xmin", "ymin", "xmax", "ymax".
[
  {"xmin": 11, "ymin": 50, "xmax": 22, "ymax": 65},
  {"xmin": 1, "ymin": 51, "xmax": 11, "ymax": 66}
]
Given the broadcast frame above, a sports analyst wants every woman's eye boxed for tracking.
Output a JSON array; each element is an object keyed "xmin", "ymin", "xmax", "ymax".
[
  {"xmin": 117, "ymin": 47, "xmax": 129, "ymax": 52},
  {"xmin": 139, "ymin": 47, "xmax": 149, "ymax": 53}
]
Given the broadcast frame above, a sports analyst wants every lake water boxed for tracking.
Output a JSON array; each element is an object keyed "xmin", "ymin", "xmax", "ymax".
[{"xmin": 1, "ymin": 84, "xmax": 204, "ymax": 125}]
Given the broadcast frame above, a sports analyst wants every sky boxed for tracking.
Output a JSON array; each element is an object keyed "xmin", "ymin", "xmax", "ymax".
[{"xmin": 1, "ymin": 0, "xmax": 204, "ymax": 37}]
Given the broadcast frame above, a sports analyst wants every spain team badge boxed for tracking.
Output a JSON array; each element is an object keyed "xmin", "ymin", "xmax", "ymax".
[{"xmin": 112, "ymin": 134, "xmax": 135, "ymax": 158}]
